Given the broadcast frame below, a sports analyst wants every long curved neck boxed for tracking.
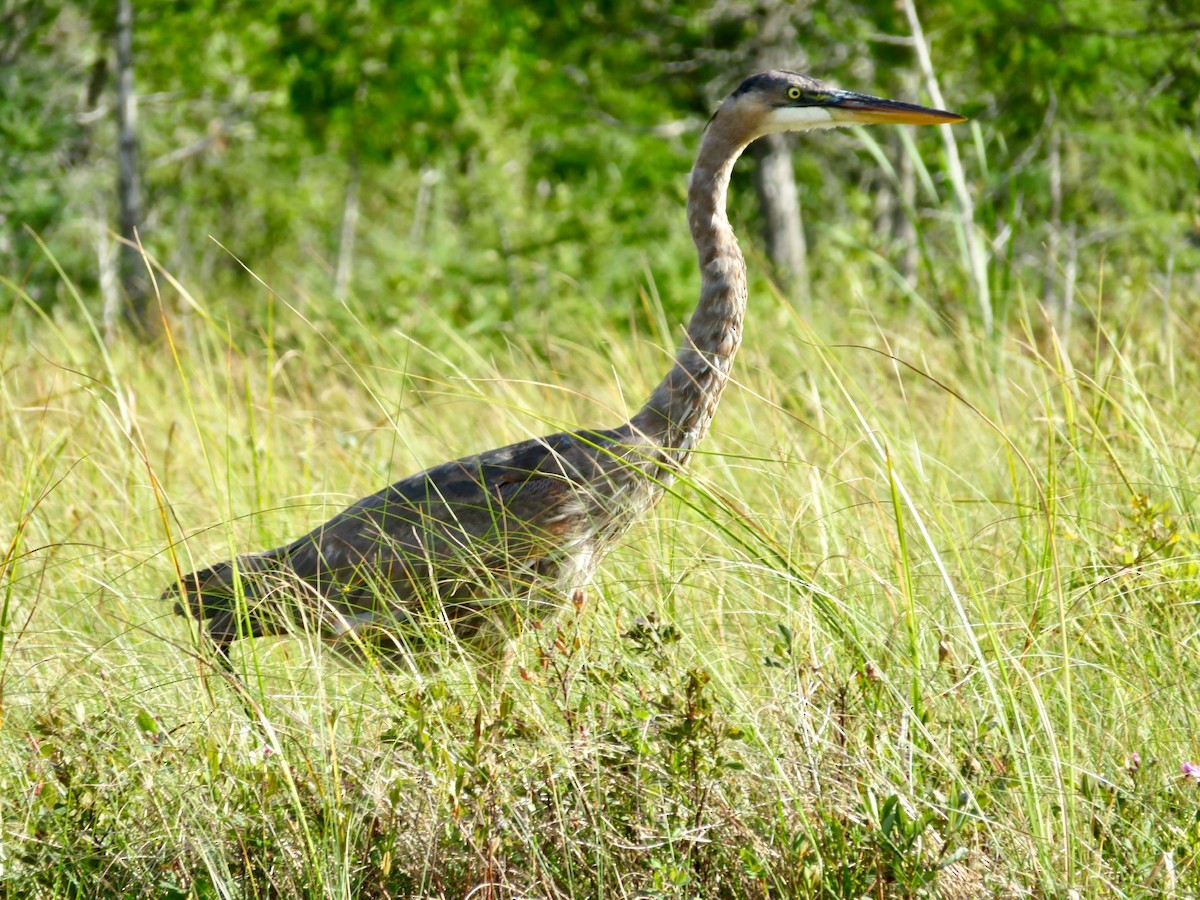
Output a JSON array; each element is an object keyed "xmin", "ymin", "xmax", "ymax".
[{"xmin": 631, "ymin": 118, "xmax": 752, "ymax": 464}]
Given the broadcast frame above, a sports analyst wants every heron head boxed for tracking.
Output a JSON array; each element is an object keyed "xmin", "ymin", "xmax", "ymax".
[{"xmin": 721, "ymin": 70, "xmax": 965, "ymax": 140}]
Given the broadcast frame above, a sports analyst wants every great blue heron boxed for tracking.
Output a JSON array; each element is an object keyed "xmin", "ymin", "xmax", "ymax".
[{"xmin": 165, "ymin": 71, "xmax": 964, "ymax": 661}]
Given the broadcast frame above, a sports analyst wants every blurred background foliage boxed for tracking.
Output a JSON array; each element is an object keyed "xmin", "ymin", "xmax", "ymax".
[{"xmin": 2, "ymin": 0, "xmax": 1198, "ymax": 342}]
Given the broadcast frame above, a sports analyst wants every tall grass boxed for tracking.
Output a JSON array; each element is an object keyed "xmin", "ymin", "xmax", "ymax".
[{"xmin": 2, "ymin": 237, "xmax": 1199, "ymax": 896}]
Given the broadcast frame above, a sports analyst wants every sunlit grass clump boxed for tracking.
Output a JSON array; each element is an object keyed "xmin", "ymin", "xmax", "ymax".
[{"xmin": 2, "ymin": 264, "xmax": 1200, "ymax": 897}]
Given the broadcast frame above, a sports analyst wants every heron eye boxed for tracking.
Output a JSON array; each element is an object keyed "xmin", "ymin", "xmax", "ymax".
[{"xmin": 786, "ymin": 86, "xmax": 803, "ymax": 101}]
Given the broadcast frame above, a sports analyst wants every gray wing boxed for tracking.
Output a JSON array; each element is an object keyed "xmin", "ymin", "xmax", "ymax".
[{"xmin": 168, "ymin": 426, "xmax": 638, "ymax": 649}]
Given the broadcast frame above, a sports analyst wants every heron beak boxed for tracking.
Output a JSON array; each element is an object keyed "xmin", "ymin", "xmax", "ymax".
[{"xmin": 825, "ymin": 91, "xmax": 966, "ymax": 126}]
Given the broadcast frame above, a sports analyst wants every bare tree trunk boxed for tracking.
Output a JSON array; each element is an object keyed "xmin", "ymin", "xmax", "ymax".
[
  {"xmin": 98, "ymin": 210, "xmax": 120, "ymax": 341},
  {"xmin": 1042, "ymin": 127, "xmax": 1063, "ymax": 312},
  {"xmin": 1059, "ymin": 223, "xmax": 1077, "ymax": 338},
  {"xmin": 333, "ymin": 152, "xmax": 360, "ymax": 302},
  {"xmin": 409, "ymin": 165, "xmax": 439, "ymax": 246},
  {"xmin": 752, "ymin": 133, "xmax": 809, "ymax": 308},
  {"xmin": 65, "ymin": 55, "xmax": 108, "ymax": 168},
  {"xmin": 742, "ymin": 0, "xmax": 809, "ymax": 309},
  {"xmin": 114, "ymin": 0, "xmax": 150, "ymax": 336}
]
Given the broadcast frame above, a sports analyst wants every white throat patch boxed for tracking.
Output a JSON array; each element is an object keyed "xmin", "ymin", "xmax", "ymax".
[{"xmin": 764, "ymin": 105, "xmax": 838, "ymax": 133}]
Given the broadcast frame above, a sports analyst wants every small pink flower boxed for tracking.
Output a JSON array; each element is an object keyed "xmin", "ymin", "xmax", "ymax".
[
  {"xmin": 1181, "ymin": 761, "xmax": 1200, "ymax": 782},
  {"xmin": 1126, "ymin": 753, "xmax": 1141, "ymax": 774}
]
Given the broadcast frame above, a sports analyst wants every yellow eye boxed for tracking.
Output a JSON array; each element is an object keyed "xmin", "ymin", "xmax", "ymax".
[{"xmin": 787, "ymin": 86, "xmax": 803, "ymax": 100}]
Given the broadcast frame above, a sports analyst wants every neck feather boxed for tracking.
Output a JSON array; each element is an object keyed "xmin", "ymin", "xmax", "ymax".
[{"xmin": 631, "ymin": 118, "xmax": 752, "ymax": 464}]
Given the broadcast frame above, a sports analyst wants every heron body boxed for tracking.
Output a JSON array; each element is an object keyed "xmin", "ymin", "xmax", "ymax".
[{"xmin": 166, "ymin": 72, "xmax": 964, "ymax": 658}]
